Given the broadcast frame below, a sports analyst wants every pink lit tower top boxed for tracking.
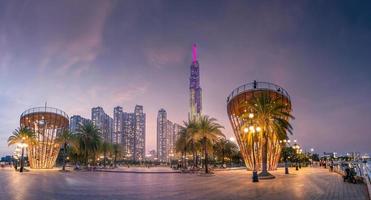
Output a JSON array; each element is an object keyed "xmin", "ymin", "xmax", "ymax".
[{"xmin": 189, "ymin": 43, "xmax": 202, "ymax": 121}]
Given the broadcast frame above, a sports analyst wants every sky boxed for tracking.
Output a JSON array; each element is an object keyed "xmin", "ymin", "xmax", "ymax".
[{"xmin": 0, "ymin": 0, "xmax": 370, "ymax": 156}]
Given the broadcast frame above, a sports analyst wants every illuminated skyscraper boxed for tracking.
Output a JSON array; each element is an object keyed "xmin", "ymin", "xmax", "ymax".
[
  {"xmin": 157, "ymin": 109, "xmax": 168, "ymax": 161},
  {"xmin": 92, "ymin": 107, "xmax": 113, "ymax": 143},
  {"xmin": 189, "ymin": 44, "xmax": 202, "ymax": 121},
  {"xmin": 134, "ymin": 105, "xmax": 146, "ymax": 161},
  {"xmin": 113, "ymin": 106, "xmax": 123, "ymax": 144},
  {"xmin": 70, "ymin": 115, "xmax": 91, "ymax": 133},
  {"xmin": 115, "ymin": 105, "xmax": 146, "ymax": 161},
  {"xmin": 157, "ymin": 109, "xmax": 181, "ymax": 162}
]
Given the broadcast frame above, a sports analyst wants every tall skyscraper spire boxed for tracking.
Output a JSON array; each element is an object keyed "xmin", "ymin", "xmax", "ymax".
[
  {"xmin": 189, "ymin": 43, "xmax": 202, "ymax": 121},
  {"xmin": 192, "ymin": 43, "xmax": 197, "ymax": 62}
]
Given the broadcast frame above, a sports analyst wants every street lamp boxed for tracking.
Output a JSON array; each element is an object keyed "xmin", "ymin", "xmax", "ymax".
[
  {"xmin": 292, "ymin": 141, "xmax": 300, "ymax": 171},
  {"xmin": 279, "ymin": 139, "xmax": 290, "ymax": 174}
]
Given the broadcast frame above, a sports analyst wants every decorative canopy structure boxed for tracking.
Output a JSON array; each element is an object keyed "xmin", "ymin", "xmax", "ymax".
[
  {"xmin": 20, "ymin": 107, "xmax": 69, "ymax": 169},
  {"xmin": 227, "ymin": 81, "xmax": 292, "ymax": 170}
]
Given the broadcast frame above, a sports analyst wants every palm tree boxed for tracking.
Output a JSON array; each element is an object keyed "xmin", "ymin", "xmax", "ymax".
[
  {"xmin": 7, "ymin": 127, "xmax": 36, "ymax": 172},
  {"xmin": 214, "ymin": 138, "xmax": 228, "ymax": 166},
  {"xmin": 245, "ymin": 92, "xmax": 294, "ymax": 178},
  {"xmin": 112, "ymin": 144, "xmax": 122, "ymax": 168},
  {"xmin": 183, "ymin": 119, "xmax": 199, "ymax": 168},
  {"xmin": 225, "ymin": 141, "xmax": 239, "ymax": 165},
  {"xmin": 100, "ymin": 141, "xmax": 112, "ymax": 168},
  {"xmin": 175, "ymin": 126, "xmax": 189, "ymax": 169},
  {"xmin": 76, "ymin": 122, "xmax": 102, "ymax": 166},
  {"xmin": 194, "ymin": 115, "xmax": 224, "ymax": 174},
  {"xmin": 55, "ymin": 130, "xmax": 74, "ymax": 171}
]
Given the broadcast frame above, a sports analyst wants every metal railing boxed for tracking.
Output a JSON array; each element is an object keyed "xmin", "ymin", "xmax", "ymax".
[
  {"xmin": 20, "ymin": 107, "xmax": 69, "ymax": 119},
  {"xmin": 227, "ymin": 81, "xmax": 290, "ymax": 103}
]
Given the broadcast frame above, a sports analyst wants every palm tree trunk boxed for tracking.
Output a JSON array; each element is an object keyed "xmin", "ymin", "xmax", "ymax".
[
  {"xmin": 258, "ymin": 131, "xmax": 274, "ymax": 178},
  {"xmin": 20, "ymin": 147, "xmax": 24, "ymax": 172},
  {"xmin": 261, "ymin": 134, "xmax": 268, "ymax": 174},
  {"xmin": 104, "ymin": 148, "xmax": 107, "ymax": 168},
  {"xmin": 204, "ymin": 137, "xmax": 209, "ymax": 174},
  {"xmin": 114, "ymin": 152, "xmax": 117, "ymax": 168},
  {"xmin": 192, "ymin": 140, "xmax": 196, "ymax": 168},
  {"xmin": 62, "ymin": 142, "xmax": 67, "ymax": 171},
  {"xmin": 222, "ymin": 149, "xmax": 225, "ymax": 166}
]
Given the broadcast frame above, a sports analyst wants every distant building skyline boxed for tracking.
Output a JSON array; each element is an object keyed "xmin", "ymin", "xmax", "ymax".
[{"xmin": 1, "ymin": 1, "xmax": 370, "ymax": 155}]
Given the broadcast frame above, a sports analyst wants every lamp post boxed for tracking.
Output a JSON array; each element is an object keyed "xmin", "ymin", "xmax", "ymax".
[
  {"xmin": 279, "ymin": 139, "xmax": 291, "ymax": 174},
  {"xmin": 243, "ymin": 112, "xmax": 261, "ymax": 183},
  {"xmin": 292, "ymin": 141, "xmax": 300, "ymax": 171}
]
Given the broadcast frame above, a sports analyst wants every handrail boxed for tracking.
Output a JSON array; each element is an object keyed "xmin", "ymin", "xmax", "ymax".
[
  {"xmin": 20, "ymin": 107, "xmax": 69, "ymax": 119},
  {"xmin": 227, "ymin": 81, "xmax": 290, "ymax": 103}
]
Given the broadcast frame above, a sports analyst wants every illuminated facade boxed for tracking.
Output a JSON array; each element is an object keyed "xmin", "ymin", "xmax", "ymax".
[
  {"xmin": 189, "ymin": 44, "xmax": 202, "ymax": 121},
  {"xmin": 20, "ymin": 107, "xmax": 69, "ymax": 169},
  {"xmin": 157, "ymin": 109, "xmax": 182, "ymax": 162},
  {"xmin": 92, "ymin": 107, "xmax": 113, "ymax": 143},
  {"xmin": 227, "ymin": 81, "xmax": 292, "ymax": 170},
  {"xmin": 70, "ymin": 115, "xmax": 91, "ymax": 133},
  {"xmin": 113, "ymin": 106, "xmax": 124, "ymax": 144},
  {"xmin": 134, "ymin": 105, "xmax": 146, "ymax": 161},
  {"xmin": 116, "ymin": 105, "xmax": 146, "ymax": 161}
]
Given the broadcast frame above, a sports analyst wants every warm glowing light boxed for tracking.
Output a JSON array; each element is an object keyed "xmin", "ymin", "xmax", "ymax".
[
  {"xmin": 249, "ymin": 126, "xmax": 255, "ymax": 132},
  {"xmin": 310, "ymin": 148, "xmax": 314, "ymax": 152},
  {"xmin": 256, "ymin": 127, "xmax": 261, "ymax": 132},
  {"xmin": 248, "ymin": 113, "xmax": 254, "ymax": 119},
  {"xmin": 287, "ymin": 140, "xmax": 291, "ymax": 143},
  {"xmin": 243, "ymin": 127, "xmax": 249, "ymax": 133},
  {"xmin": 294, "ymin": 139, "xmax": 297, "ymax": 143},
  {"xmin": 283, "ymin": 139, "xmax": 287, "ymax": 143},
  {"xmin": 229, "ymin": 137, "xmax": 236, "ymax": 142}
]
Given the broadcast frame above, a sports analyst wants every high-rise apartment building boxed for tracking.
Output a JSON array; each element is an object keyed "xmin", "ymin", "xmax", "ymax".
[
  {"xmin": 70, "ymin": 115, "xmax": 91, "ymax": 133},
  {"xmin": 113, "ymin": 106, "xmax": 123, "ymax": 144},
  {"xmin": 157, "ymin": 109, "xmax": 168, "ymax": 161},
  {"xmin": 172, "ymin": 123, "xmax": 182, "ymax": 154},
  {"xmin": 189, "ymin": 44, "xmax": 202, "ymax": 121},
  {"xmin": 92, "ymin": 107, "xmax": 113, "ymax": 143},
  {"xmin": 134, "ymin": 105, "xmax": 146, "ymax": 161},
  {"xmin": 113, "ymin": 105, "xmax": 146, "ymax": 161},
  {"xmin": 157, "ymin": 109, "xmax": 182, "ymax": 162}
]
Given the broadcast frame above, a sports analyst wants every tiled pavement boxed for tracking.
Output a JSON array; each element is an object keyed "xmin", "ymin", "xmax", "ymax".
[{"xmin": 0, "ymin": 167, "xmax": 368, "ymax": 200}]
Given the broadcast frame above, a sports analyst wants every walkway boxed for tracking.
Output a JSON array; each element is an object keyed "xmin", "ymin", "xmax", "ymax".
[{"xmin": 0, "ymin": 167, "xmax": 368, "ymax": 200}]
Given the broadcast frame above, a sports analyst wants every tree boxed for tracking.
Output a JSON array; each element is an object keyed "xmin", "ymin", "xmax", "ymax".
[
  {"xmin": 76, "ymin": 122, "xmax": 102, "ymax": 166},
  {"xmin": 175, "ymin": 126, "xmax": 190, "ymax": 169},
  {"xmin": 225, "ymin": 141, "xmax": 239, "ymax": 165},
  {"xmin": 193, "ymin": 115, "xmax": 224, "ymax": 174},
  {"xmin": 214, "ymin": 138, "xmax": 228, "ymax": 166},
  {"xmin": 100, "ymin": 141, "xmax": 112, "ymax": 167},
  {"xmin": 55, "ymin": 130, "xmax": 75, "ymax": 171},
  {"xmin": 112, "ymin": 144, "xmax": 122, "ymax": 168},
  {"xmin": 245, "ymin": 93, "xmax": 294, "ymax": 178},
  {"xmin": 8, "ymin": 127, "xmax": 36, "ymax": 172},
  {"xmin": 183, "ymin": 119, "xmax": 199, "ymax": 168}
]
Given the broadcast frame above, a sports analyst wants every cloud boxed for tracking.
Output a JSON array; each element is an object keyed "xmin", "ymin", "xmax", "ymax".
[
  {"xmin": 36, "ymin": 1, "xmax": 113, "ymax": 77},
  {"xmin": 144, "ymin": 45, "xmax": 187, "ymax": 69}
]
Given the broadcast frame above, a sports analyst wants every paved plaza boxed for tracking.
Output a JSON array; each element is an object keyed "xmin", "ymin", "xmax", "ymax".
[{"xmin": 0, "ymin": 167, "xmax": 368, "ymax": 200}]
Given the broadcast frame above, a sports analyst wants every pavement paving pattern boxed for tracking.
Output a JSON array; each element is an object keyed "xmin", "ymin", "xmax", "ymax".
[{"xmin": 0, "ymin": 167, "xmax": 368, "ymax": 200}]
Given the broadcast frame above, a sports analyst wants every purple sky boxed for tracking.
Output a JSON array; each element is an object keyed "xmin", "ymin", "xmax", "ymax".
[{"xmin": 0, "ymin": 1, "xmax": 370, "ymax": 155}]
